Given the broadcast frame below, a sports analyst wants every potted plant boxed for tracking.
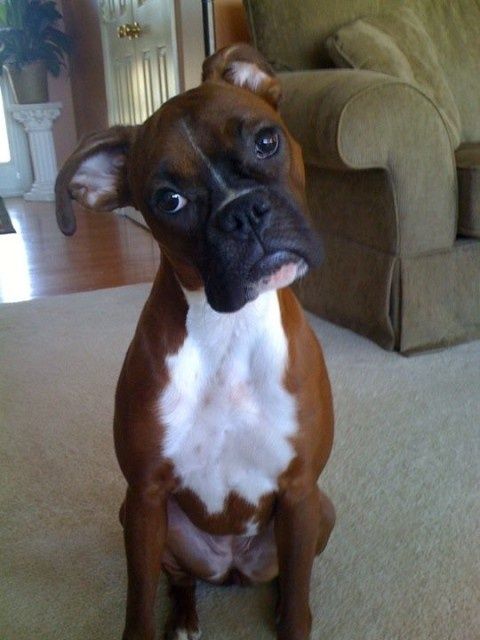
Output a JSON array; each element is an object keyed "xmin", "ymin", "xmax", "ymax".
[{"xmin": 0, "ymin": 0, "xmax": 72, "ymax": 104}]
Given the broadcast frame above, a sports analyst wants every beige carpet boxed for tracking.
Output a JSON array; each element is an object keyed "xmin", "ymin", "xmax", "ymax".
[{"xmin": 1, "ymin": 284, "xmax": 479, "ymax": 640}]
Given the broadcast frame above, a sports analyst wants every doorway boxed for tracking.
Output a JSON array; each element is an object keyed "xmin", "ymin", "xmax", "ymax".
[
  {"xmin": 0, "ymin": 79, "xmax": 32, "ymax": 197},
  {"xmin": 99, "ymin": 0, "xmax": 206, "ymax": 127}
]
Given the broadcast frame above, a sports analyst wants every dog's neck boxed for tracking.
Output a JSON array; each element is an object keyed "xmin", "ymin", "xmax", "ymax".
[{"xmin": 160, "ymin": 249, "xmax": 204, "ymax": 294}]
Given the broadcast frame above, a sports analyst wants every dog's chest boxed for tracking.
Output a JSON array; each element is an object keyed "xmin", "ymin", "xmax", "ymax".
[{"xmin": 159, "ymin": 290, "xmax": 297, "ymax": 516}]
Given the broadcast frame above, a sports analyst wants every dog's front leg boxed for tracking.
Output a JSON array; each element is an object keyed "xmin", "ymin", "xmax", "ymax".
[
  {"xmin": 122, "ymin": 485, "xmax": 167, "ymax": 640},
  {"xmin": 274, "ymin": 488, "xmax": 324, "ymax": 640}
]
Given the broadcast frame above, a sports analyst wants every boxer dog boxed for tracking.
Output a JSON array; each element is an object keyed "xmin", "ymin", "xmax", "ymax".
[{"xmin": 55, "ymin": 44, "xmax": 334, "ymax": 640}]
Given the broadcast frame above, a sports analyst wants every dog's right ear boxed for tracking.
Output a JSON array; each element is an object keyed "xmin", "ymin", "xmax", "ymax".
[
  {"xmin": 55, "ymin": 125, "xmax": 137, "ymax": 236},
  {"xmin": 202, "ymin": 44, "xmax": 282, "ymax": 108}
]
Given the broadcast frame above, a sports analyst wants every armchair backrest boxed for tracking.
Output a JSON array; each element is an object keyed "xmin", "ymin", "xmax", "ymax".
[
  {"xmin": 244, "ymin": 0, "xmax": 480, "ymax": 142},
  {"xmin": 243, "ymin": 0, "xmax": 404, "ymax": 70}
]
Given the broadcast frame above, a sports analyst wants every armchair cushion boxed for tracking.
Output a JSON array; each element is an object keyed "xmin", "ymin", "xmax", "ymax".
[
  {"xmin": 325, "ymin": 7, "xmax": 461, "ymax": 147},
  {"xmin": 456, "ymin": 143, "xmax": 480, "ymax": 239}
]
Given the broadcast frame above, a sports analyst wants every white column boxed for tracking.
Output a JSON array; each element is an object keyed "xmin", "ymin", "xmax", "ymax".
[{"xmin": 8, "ymin": 102, "xmax": 62, "ymax": 202}]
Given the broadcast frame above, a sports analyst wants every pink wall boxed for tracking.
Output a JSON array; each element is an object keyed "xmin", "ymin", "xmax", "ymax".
[
  {"xmin": 62, "ymin": 0, "xmax": 108, "ymax": 138},
  {"xmin": 42, "ymin": 1, "xmax": 77, "ymax": 167},
  {"xmin": 214, "ymin": 0, "xmax": 250, "ymax": 49},
  {"xmin": 48, "ymin": 71, "xmax": 77, "ymax": 167},
  {"xmin": 45, "ymin": 0, "xmax": 109, "ymax": 168}
]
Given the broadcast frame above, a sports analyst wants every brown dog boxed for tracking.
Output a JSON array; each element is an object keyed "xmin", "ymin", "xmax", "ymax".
[{"xmin": 55, "ymin": 44, "xmax": 334, "ymax": 640}]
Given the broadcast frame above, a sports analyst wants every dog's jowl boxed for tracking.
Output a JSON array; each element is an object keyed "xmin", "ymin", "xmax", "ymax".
[{"xmin": 56, "ymin": 44, "xmax": 334, "ymax": 640}]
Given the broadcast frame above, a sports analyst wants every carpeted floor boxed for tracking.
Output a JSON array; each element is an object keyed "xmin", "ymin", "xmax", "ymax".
[{"xmin": 0, "ymin": 284, "xmax": 479, "ymax": 640}]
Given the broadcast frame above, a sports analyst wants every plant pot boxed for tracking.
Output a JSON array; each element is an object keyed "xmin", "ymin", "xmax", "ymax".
[{"xmin": 4, "ymin": 61, "xmax": 49, "ymax": 104}]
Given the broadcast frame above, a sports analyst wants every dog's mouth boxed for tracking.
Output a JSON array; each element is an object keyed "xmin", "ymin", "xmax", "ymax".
[
  {"xmin": 246, "ymin": 250, "xmax": 308, "ymax": 298},
  {"xmin": 202, "ymin": 250, "xmax": 308, "ymax": 313},
  {"xmin": 202, "ymin": 218, "xmax": 323, "ymax": 313}
]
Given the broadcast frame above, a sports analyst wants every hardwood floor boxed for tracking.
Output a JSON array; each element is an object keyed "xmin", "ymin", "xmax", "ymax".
[{"xmin": 0, "ymin": 198, "xmax": 159, "ymax": 304}]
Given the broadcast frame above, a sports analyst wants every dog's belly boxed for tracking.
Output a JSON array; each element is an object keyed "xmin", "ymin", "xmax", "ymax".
[
  {"xmin": 159, "ymin": 289, "xmax": 298, "ymax": 523},
  {"xmin": 163, "ymin": 497, "xmax": 278, "ymax": 585}
]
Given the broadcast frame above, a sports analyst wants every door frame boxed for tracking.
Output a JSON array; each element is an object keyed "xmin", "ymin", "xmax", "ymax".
[{"xmin": 175, "ymin": 0, "xmax": 215, "ymax": 93}]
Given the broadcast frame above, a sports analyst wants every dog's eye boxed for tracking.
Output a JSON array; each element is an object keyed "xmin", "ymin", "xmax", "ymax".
[
  {"xmin": 154, "ymin": 189, "xmax": 187, "ymax": 213},
  {"xmin": 254, "ymin": 128, "xmax": 279, "ymax": 159}
]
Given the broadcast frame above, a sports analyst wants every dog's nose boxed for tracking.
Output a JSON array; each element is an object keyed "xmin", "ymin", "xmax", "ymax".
[{"xmin": 214, "ymin": 193, "xmax": 271, "ymax": 236}]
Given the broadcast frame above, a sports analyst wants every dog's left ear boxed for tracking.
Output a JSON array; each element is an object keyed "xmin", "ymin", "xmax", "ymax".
[
  {"xmin": 202, "ymin": 44, "xmax": 282, "ymax": 108},
  {"xmin": 55, "ymin": 126, "xmax": 137, "ymax": 236}
]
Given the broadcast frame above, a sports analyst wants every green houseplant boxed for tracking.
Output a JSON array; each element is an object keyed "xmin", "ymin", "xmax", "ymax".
[{"xmin": 0, "ymin": 0, "xmax": 72, "ymax": 104}]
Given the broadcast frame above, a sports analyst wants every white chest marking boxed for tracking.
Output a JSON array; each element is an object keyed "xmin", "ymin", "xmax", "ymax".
[{"xmin": 159, "ymin": 289, "xmax": 297, "ymax": 515}]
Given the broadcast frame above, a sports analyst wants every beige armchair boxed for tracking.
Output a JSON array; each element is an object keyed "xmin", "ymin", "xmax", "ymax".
[{"xmin": 244, "ymin": 0, "xmax": 480, "ymax": 353}]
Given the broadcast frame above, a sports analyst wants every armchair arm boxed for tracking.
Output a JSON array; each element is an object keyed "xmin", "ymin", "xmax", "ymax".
[{"xmin": 279, "ymin": 69, "xmax": 457, "ymax": 255}]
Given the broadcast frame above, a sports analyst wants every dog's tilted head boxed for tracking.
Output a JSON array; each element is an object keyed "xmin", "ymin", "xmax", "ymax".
[{"xmin": 55, "ymin": 44, "xmax": 322, "ymax": 312}]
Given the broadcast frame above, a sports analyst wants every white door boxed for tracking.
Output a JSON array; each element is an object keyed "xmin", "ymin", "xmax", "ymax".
[
  {"xmin": 99, "ymin": 0, "xmax": 180, "ymax": 126},
  {"xmin": 133, "ymin": 0, "xmax": 178, "ymax": 121},
  {"xmin": 99, "ymin": 0, "xmax": 138, "ymax": 125}
]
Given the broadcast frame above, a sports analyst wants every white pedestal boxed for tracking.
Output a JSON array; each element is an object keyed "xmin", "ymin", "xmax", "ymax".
[{"xmin": 9, "ymin": 102, "xmax": 62, "ymax": 202}]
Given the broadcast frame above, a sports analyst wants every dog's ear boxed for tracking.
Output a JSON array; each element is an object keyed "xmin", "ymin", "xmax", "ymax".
[
  {"xmin": 202, "ymin": 44, "xmax": 282, "ymax": 108},
  {"xmin": 55, "ymin": 125, "xmax": 137, "ymax": 236}
]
